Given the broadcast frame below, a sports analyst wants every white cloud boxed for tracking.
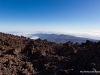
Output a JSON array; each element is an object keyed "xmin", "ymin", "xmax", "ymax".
[
  {"xmin": 30, "ymin": 36, "xmax": 39, "ymax": 39},
  {"xmin": 4, "ymin": 30, "xmax": 100, "ymax": 40}
]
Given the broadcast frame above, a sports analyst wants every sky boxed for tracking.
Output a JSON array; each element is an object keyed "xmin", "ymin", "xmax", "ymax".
[{"xmin": 0, "ymin": 0, "xmax": 100, "ymax": 39}]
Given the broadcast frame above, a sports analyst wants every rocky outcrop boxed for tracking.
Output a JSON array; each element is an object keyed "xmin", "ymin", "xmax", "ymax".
[{"xmin": 0, "ymin": 32, "xmax": 100, "ymax": 75}]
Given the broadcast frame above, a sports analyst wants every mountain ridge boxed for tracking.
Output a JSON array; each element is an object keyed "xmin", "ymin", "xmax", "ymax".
[{"xmin": 29, "ymin": 33, "xmax": 99, "ymax": 43}]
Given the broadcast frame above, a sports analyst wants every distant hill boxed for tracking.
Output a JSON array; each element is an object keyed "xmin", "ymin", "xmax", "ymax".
[{"xmin": 28, "ymin": 33, "xmax": 99, "ymax": 43}]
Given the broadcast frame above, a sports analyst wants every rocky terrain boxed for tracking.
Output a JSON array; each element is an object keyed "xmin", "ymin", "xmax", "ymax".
[{"xmin": 0, "ymin": 32, "xmax": 100, "ymax": 75}]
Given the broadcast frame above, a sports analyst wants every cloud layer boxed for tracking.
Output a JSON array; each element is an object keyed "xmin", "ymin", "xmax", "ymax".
[{"xmin": 4, "ymin": 30, "xmax": 100, "ymax": 40}]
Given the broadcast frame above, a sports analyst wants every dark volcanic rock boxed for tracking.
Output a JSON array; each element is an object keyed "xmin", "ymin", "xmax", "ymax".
[{"xmin": 0, "ymin": 32, "xmax": 100, "ymax": 75}]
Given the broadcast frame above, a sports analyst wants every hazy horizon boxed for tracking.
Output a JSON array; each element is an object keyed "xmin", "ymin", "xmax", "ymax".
[
  {"xmin": 1, "ymin": 30, "xmax": 99, "ymax": 40},
  {"xmin": 0, "ymin": 0, "xmax": 100, "ymax": 40}
]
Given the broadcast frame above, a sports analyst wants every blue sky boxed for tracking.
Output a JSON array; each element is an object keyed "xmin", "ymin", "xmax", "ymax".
[{"xmin": 0, "ymin": 0, "xmax": 100, "ymax": 39}]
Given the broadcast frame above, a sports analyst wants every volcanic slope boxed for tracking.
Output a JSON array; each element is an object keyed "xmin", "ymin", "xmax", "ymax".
[{"xmin": 0, "ymin": 32, "xmax": 100, "ymax": 75}]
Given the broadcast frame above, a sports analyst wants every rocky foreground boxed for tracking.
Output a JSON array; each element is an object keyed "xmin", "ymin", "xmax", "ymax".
[{"xmin": 0, "ymin": 32, "xmax": 100, "ymax": 75}]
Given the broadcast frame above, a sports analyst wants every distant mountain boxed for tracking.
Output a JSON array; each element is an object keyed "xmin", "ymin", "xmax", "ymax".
[{"xmin": 28, "ymin": 33, "xmax": 99, "ymax": 43}]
